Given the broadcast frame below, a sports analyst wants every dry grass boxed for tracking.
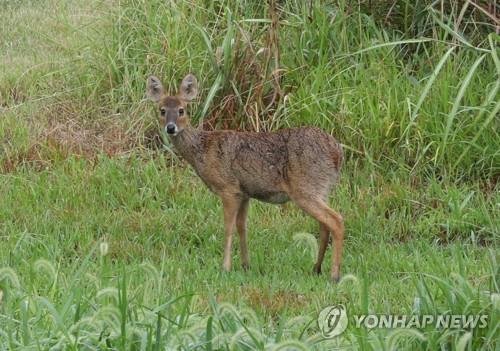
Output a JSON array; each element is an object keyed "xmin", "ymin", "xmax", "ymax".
[
  {"xmin": 227, "ymin": 287, "xmax": 308, "ymax": 318},
  {"xmin": 1, "ymin": 102, "xmax": 140, "ymax": 172},
  {"xmin": 43, "ymin": 103, "xmax": 132, "ymax": 153},
  {"xmin": 0, "ymin": 0, "xmax": 142, "ymax": 172}
]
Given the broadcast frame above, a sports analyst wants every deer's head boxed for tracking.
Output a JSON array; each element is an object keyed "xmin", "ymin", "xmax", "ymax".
[{"xmin": 146, "ymin": 74, "xmax": 198, "ymax": 136}]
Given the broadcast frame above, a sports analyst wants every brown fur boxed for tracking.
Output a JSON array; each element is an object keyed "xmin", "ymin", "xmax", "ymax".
[{"xmin": 147, "ymin": 74, "xmax": 345, "ymax": 282}]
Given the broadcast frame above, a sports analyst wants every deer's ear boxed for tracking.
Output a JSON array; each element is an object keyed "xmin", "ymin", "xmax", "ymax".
[
  {"xmin": 146, "ymin": 75, "xmax": 164, "ymax": 102},
  {"xmin": 179, "ymin": 74, "xmax": 198, "ymax": 101}
]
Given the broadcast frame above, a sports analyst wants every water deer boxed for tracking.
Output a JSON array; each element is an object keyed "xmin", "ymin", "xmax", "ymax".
[{"xmin": 147, "ymin": 74, "xmax": 345, "ymax": 282}]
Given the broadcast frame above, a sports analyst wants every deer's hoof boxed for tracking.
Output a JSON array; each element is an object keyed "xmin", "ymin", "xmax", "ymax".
[{"xmin": 331, "ymin": 274, "xmax": 341, "ymax": 283}]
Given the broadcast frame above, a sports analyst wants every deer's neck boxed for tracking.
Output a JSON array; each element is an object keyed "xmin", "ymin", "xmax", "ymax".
[{"xmin": 169, "ymin": 124, "xmax": 202, "ymax": 167}]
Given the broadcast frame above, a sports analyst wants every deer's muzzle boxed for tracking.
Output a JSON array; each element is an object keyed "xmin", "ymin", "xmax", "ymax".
[{"xmin": 165, "ymin": 123, "xmax": 177, "ymax": 135}]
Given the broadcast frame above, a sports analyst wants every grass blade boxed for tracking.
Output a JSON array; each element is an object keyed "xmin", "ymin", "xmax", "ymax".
[
  {"xmin": 453, "ymin": 82, "xmax": 500, "ymax": 170},
  {"xmin": 200, "ymin": 73, "xmax": 223, "ymax": 119},
  {"xmin": 440, "ymin": 54, "xmax": 486, "ymax": 163},
  {"xmin": 411, "ymin": 47, "xmax": 455, "ymax": 122}
]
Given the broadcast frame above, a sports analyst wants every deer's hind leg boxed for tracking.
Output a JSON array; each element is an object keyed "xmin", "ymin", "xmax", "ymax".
[
  {"xmin": 292, "ymin": 195, "xmax": 344, "ymax": 282},
  {"xmin": 314, "ymin": 223, "xmax": 329, "ymax": 274}
]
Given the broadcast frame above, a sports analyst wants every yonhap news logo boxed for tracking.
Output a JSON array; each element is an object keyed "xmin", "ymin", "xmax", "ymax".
[
  {"xmin": 317, "ymin": 304, "xmax": 348, "ymax": 338},
  {"xmin": 318, "ymin": 305, "xmax": 488, "ymax": 338}
]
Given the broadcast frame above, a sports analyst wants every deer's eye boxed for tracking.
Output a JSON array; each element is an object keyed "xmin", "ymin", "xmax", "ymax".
[
  {"xmin": 160, "ymin": 108, "xmax": 166, "ymax": 116},
  {"xmin": 178, "ymin": 108, "xmax": 184, "ymax": 116}
]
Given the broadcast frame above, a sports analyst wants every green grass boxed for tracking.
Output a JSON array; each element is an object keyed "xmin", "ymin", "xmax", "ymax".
[
  {"xmin": 0, "ymin": 0, "xmax": 498, "ymax": 350},
  {"xmin": 0, "ymin": 158, "xmax": 498, "ymax": 349}
]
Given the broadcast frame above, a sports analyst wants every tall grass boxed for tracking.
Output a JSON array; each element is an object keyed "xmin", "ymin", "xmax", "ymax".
[
  {"xmin": 80, "ymin": 0, "xmax": 499, "ymax": 180},
  {"xmin": 0, "ymin": 155, "xmax": 497, "ymax": 349},
  {"xmin": 1, "ymin": 1, "xmax": 498, "ymax": 179}
]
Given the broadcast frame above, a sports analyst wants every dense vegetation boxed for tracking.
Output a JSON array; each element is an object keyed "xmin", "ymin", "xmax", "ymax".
[{"xmin": 0, "ymin": 0, "xmax": 498, "ymax": 349}]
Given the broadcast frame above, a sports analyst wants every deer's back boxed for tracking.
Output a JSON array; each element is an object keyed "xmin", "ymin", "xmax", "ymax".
[{"xmin": 196, "ymin": 127, "xmax": 343, "ymax": 203}]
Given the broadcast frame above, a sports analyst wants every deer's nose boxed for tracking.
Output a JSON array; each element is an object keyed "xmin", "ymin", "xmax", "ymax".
[{"xmin": 166, "ymin": 123, "xmax": 177, "ymax": 134}]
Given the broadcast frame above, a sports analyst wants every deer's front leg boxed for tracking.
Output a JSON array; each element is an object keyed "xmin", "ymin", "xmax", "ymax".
[
  {"xmin": 236, "ymin": 198, "xmax": 250, "ymax": 270},
  {"xmin": 221, "ymin": 196, "xmax": 240, "ymax": 272}
]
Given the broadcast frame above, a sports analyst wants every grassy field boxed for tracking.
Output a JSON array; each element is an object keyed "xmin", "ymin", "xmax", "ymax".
[{"xmin": 0, "ymin": 0, "xmax": 498, "ymax": 350}]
